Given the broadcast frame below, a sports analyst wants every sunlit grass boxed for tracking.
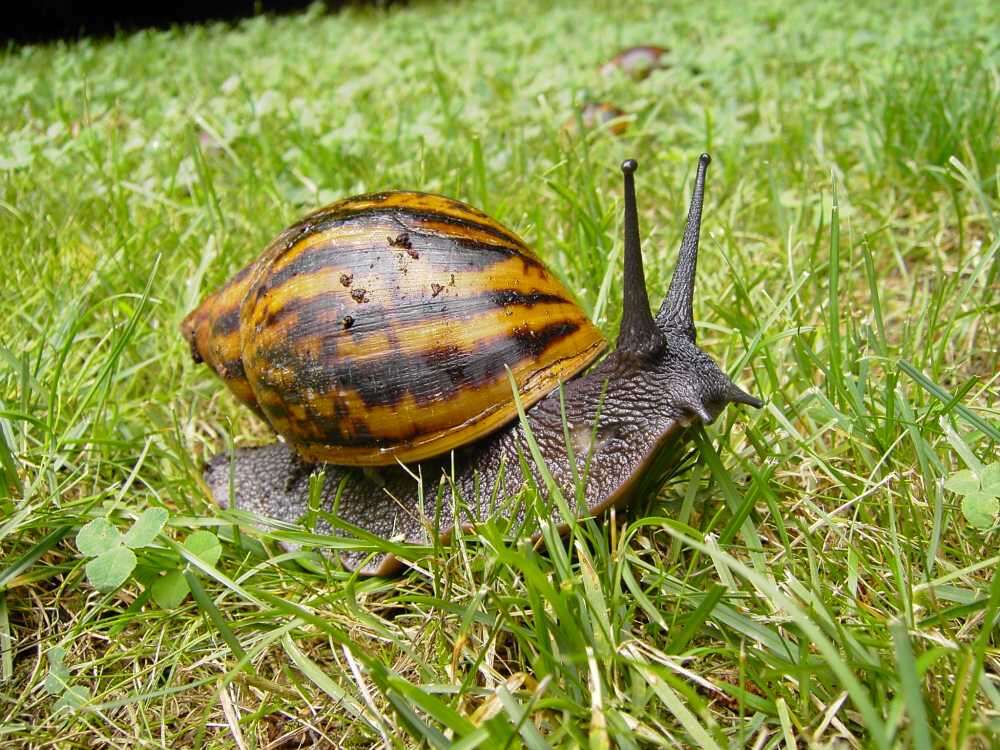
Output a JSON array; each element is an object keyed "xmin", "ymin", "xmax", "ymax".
[{"xmin": 1, "ymin": 0, "xmax": 998, "ymax": 746}]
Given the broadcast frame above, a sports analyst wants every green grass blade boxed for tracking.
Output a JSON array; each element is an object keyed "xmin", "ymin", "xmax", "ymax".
[
  {"xmin": 889, "ymin": 619, "xmax": 933, "ymax": 750},
  {"xmin": 898, "ymin": 360, "xmax": 1000, "ymax": 441},
  {"xmin": 0, "ymin": 526, "xmax": 72, "ymax": 591},
  {"xmin": 184, "ymin": 570, "xmax": 246, "ymax": 662},
  {"xmin": 656, "ymin": 521, "xmax": 891, "ymax": 749}
]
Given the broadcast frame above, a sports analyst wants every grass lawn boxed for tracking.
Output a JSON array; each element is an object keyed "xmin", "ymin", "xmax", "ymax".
[{"xmin": 2, "ymin": 0, "xmax": 999, "ymax": 746}]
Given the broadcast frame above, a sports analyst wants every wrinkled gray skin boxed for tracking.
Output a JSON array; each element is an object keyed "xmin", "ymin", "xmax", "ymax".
[{"xmin": 203, "ymin": 155, "xmax": 762, "ymax": 575}]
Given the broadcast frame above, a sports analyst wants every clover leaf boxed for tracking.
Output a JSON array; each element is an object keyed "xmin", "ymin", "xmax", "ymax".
[
  {"xmin": 75, "ymin": 519, "xmax": 122, "ymax": 557},
  {"xmin": 122, "ymin": 508, "xmax": 169, "ymax": 549},
  {"xmin": 961, "ymin": 493, "xmax": 999, "ymax": 530},
  {"xmin": 151, "ymin": 569, "xmax": 189, "ymax": 609},
  {"xmin": 945, "ymin": 462, "xmax": 1000, "ymax": 530},
  {"xmin": 74, "ymin": 510, "xmax": 222, "ymax": 609},
  {"xmin": 85, "ymin": 547, "xmax": 138, "ymax": 593},
  {"xmin": 76, "ymin": 508, "xmax": 169, "ymax": 594},
  {"xmin": 944, "ymin": 469, "xmax": 980, "ymax": 496},
  {"xmin": 45, "ymin": 646, "xmax": 92, "ymax": 714},
  {"xmin": 149, "ymin": 531, "xmax": 223, "ymax": 609},
  {"xmin": 184, "ymin": 530, "xmax": 222, "ymax": 567}
]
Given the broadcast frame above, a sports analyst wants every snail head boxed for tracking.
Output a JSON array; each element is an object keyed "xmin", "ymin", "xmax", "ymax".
[{"xmin": 613, "ymin": 155, "xmax": 762, "ymax": 423}]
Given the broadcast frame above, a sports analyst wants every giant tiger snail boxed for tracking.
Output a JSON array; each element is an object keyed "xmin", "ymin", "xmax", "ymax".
[{"xmin": 182, "ymin": 154, "xmax": 762, "ymax": 575}]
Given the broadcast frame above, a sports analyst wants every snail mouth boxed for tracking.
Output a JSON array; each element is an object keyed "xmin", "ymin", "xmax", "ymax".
[
  {"xmin": 683, "ymin": 390, "xmax": 760, "ymax": 426},
  {"xmin": 699, "ymin": 397, "xmax": 736, "ymax": 424},
  {"xmin": 691, "ymin": 402, "xmax": 717, "ymax": 425},
  {"xmin": 669, "ymin": 394, "xmax": 720, "ymax": 427}
]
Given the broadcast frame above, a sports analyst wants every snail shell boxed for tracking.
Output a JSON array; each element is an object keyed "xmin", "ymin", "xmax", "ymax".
[
  {"xmin": 562, "ymin": 102, "xmax": 629, "ymax": 136},
  {"xmin": 182, "ymin": 192, "xmax": 606, "ymax": 465},
  {"xmin": 600, "ymin": 45, "xmax": 669, "ymax": 79}
]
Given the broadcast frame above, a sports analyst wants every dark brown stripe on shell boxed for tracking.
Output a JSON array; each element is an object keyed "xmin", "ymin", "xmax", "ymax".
[
  {"xmin": 299, "ymin": 196, "xmax": 526, "ymax": 248},
  {"xmin": 211, "ymin": 307, "xmax": 241, "ymax": 338},
  {"xmin": 402, "ymin": 209, "xmax": 526, "ymax": 247},
  {"xmin": 264, "ymin": 231, "xmax": 542, "ymax": 295},
  {"xmin": 217, "ymin": 356, "xmax": 248, "ymax": 381},
  {"xmin": 289, "ymin": 205, "xmax": 526, "ymax": 255},
  {"xmin": 253, "ymin": 319, "xmax": 583, "ymax": 418},
  {"xmin": 511, "ymin": 321, "xmax": 581, "ymax": 358},
  {"xmin": 257, "ymin": 287, "xmax": 574, "ymax": 335},
  {"xmin": 490, "ymin": 290, "xmax": 568, "ymax": 308}
]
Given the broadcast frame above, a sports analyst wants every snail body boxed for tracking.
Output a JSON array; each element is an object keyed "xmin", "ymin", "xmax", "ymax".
[{"xmin": 186, "ymin": 156, "xmax": 762, "ymax": 575}]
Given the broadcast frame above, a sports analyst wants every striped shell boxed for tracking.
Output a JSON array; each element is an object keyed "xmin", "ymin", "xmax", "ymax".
[{"xmin": 182, "ymin": 192, "xmax": 607, "ymax": 466}]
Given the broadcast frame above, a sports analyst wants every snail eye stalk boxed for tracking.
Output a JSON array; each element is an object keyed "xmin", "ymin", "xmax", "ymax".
[
  {"xmin": 658, "ymin": 153, "xmax": 710, "ymax": 343},
  {"xmin": 616, "ymin": 159, "xmax": 665, "ymax": 357}
]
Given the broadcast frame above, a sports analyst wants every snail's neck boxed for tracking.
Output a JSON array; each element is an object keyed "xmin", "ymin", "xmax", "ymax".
[{"xmin": 459, "ymin": 350, "xmax": 688, "ymax": 516}]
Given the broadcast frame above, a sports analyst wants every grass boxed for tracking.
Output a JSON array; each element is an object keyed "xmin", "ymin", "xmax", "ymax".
[{"xmin": 1, "ymin": 0, "xmax": 998, "ymax": 746}]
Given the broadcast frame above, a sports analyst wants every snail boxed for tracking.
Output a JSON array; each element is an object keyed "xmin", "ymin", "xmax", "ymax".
[
  {"xmin": 600, "ymin": 45, "xmax": 669, "ymax": 80},
  {"xmin": 562, "ymin": 102, "xmax": 629, "ymax": 136},
  {"xmin": 183, "ymin": 155, "xmax": 762, "ymax": 575}
]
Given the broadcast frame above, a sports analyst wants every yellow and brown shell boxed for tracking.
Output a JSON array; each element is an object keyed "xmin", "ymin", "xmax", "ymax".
[{"xmin": 182, "ymin": 192, "xmax": 607, "ymax": 466}]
